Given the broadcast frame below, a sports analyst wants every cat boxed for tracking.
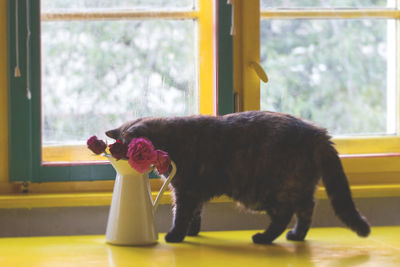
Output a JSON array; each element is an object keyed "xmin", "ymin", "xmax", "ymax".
[{"xmin": 105, "ymin": 111, "xmax": 370, "ymax": 244}]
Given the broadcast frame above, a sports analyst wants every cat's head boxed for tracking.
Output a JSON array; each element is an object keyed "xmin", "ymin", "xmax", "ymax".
[{"xmin": 105, "ymin": 118, "xmax": 148, "ymax": 144}]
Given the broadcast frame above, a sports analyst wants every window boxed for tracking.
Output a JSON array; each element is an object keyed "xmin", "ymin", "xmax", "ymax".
[
  {"xmin": 234, "ymin": 0, "xmax": 400, "ymax": 187},
  {"xmin": 8, "ymin": 0, "xmax": 214, "ymax": 182}
]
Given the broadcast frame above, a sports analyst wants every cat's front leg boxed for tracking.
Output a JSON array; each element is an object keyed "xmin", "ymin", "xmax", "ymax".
[
  {"xmin": 187, "ymin": 205, "xmax": 203, "ymax": 236},
  {"xmin": 165, "ymin": 195, "xmax": 202, "ymax": 243}
]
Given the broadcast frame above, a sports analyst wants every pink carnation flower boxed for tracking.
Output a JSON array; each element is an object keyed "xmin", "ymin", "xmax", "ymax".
[
  {"xmin": 127, "ymin": 138, "xmax": 157, "ymax": 173},
  {"xmin": 87, "ymin": 136, "xmax": 107, "ymax": 155},
  {"xmin": 154, "ymin": 150, "xmax": 171, "ymax": 175},
  {"xmin": 109, "ymin": 140, "xmax": 128, "ymax": 160}
]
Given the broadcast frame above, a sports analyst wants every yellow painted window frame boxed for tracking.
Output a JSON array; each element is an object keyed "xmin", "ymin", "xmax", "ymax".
[
  {"xmin": 41, "ymin": 2, "xmax": 214, "ymax": 164},
  {"xmin": 233, "ymin": 0, "xmax": 400, "ymax": 187}
]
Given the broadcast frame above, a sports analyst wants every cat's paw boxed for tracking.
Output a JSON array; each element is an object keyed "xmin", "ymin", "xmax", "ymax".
[
  {"xmin": 165, "ymin": 231, "xmax": 185, "ymax": 243},
  {"xmin": 187, "ymin": 220, "xmax": 201, "ymax": 236},
  {"xmin": 286, "ymin": 230, "xmax": 306, "ymax": 241},
  {"xmin": 252, "ymin": 233, "xmax": 273, "ymax": 244},
  {"xmin": 187, "ymin": 227, "xmax": 200, "ymax": 236},
  {"xmin": 355, "ymin": 218, "xmax": 371, "ymax": 237}
]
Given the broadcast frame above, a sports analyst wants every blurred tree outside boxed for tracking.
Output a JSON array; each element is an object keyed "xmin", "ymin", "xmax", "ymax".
[
  {"xmin": 41, "ymin": 0, "xmax": 197, "ymax": 145},
  {"xmin": 260, "ymin": 0, "xmax": 395, "ymax": 136}
]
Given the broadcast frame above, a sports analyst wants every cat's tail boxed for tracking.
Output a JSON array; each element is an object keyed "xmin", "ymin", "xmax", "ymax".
[{"xmin": 318, "ymin": 141, "xmax": 370, "ymax": 237}]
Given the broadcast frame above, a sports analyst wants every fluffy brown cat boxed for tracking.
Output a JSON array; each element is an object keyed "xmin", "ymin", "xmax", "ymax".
[{"xmin": 106, "ymin": 111, "xmax": 370, "ymax": 244}]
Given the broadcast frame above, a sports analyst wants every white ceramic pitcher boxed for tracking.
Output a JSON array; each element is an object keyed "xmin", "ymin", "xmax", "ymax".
[{"xmin": 105, "ymin": 156, "xmax": 176, "ymax": 245}]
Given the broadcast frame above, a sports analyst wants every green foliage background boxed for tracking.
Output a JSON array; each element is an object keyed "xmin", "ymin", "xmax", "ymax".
[
  {"xmin": 260, "ymin": 17, "xmax": 394, "ymax": 136},
  {"xmin": 42, "ymin": 20, "xmax": 196, "ymax": 144}
]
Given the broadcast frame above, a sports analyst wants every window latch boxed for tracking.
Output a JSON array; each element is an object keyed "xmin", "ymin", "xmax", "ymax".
[
  {"xmin": 249, "ymin": 61, "xmax": 269, "ymax": 83},
  {"xmin": 227, "ymin": 0, "xmax": 235, "ymax": 35},
  {"xmin": 14, "ymin": 0, "xmax": 21, "ymax": 77}
]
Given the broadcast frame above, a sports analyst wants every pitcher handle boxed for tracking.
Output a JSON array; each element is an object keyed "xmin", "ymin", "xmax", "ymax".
[{"xmin": 153, "ymin": 161, "xmax": 177, "ymax": 211}]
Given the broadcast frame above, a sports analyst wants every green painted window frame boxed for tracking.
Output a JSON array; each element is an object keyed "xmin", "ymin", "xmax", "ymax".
[{"xmin": 7, "ymin": 0, "xmax": 233, "ymax": 182}]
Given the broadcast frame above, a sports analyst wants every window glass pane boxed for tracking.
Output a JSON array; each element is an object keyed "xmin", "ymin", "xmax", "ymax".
[
  {"xmin": 261, "ymin": 0, "xmax": 395, "ymax": 8},
  {"xmin": 41, "ymin": 19, "xmax": 196, "ymax": 161},
  {"xmin": 41, "ymin": 0, "xmax": 195, "ymax": 12},
  {"xmin": 260, "ymin": 19, "xmax": 396, "ymax": 136}
]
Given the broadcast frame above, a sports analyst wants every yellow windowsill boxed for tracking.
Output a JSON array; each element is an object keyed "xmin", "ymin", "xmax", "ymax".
[{"xmin": 1, "ymin": 184, "xmax": 400, "ymax": 209}]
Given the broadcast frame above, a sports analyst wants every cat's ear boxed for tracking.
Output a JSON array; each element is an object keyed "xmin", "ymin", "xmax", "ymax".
[
  {"xmin": 124, "ymin": 126, "xmax": 139, "ymax": 138},
  {"xmin": 124, "ymin": 124, "xmax": 148, "ymax": 138},
  {"xmin": 105, "ymin": 128, "xmax": 120, "ymax": 140}
]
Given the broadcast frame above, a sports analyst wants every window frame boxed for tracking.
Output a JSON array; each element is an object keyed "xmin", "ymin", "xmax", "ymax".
[
  {"xmin": 234, "ymin": 0, "xmax": 400, "ymax": 186},
  {"xmin": 7, "ymin": 0, "xmax": 219, "ymax": 183}
]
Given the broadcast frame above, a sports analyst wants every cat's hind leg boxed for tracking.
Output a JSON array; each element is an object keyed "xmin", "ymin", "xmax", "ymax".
[
  {"xmin": 165, "ymin": 194, "xmax": 202, "ymax": 243},
  {"xmin": 286, "ymin": 199, "xmax": 314, "ymax": 241},
  {"xmin": 252, "ymin": 206, "xmax": 293, "ymax": 244},
  {"xmin": 187, "ymin": 205, "xmax": 202, "ymax": 236}
]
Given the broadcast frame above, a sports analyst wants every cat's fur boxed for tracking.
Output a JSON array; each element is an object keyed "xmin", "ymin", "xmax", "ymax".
[{"xmin": 106, "ymin": 111, "xmax": 370, "ymax": 244}]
